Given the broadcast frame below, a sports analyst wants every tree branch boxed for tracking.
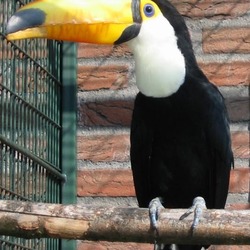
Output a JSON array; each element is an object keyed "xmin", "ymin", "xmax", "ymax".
[{"xmin": 0, "ymin": 200, "xmax": 249, "ymax": 245}]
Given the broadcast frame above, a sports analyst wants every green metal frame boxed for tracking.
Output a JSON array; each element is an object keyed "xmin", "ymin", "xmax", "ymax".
[
  {"xmin": 61, "ymin": 43, "xmax": 77, "ymax": 205},
  {"xmin": 60, "ymin": 42, "xmax": 77, "ymax": 250}
]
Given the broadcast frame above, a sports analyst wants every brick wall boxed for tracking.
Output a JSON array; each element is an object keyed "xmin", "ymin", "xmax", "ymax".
[{"xmin": 76, "ymin": 0, "xmax": 250, "ymax": 249}]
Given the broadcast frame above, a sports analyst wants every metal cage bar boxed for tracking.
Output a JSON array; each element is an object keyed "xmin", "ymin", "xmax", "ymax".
[
  {"xmin": 0, "ymin": 1, "xmax": 77, "ymax": 249},
  {"xmin": 60, "ymin": 42, "xmax": 77, "ymax": 250}
]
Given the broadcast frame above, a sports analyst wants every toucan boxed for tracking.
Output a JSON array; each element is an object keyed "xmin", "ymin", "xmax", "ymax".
[{"xmin": 6, "ymin": 0, "xmax": 234, "ymax": 249}]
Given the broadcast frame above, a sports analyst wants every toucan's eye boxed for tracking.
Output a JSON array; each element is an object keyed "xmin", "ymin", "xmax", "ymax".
[{"xmin": 143, "ymin": 4, "xmax": 155, "ymax": 17}]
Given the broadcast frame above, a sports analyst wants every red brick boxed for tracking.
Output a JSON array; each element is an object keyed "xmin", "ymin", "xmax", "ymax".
[
  {"xmin": 226, "ymin": 203, "xmax": 250, "ymax": 210},
  {"xmin": 78, "ymin": 97, "xmax": 249, "ymax": 128},
  {"xmin": 203, "ymin": 28, "xmax": 250, "ymax": 54},
  {"xmin": 77, "ymin": 132, "xmax": 249, "ymax": 163},
  {"xmin": 78, "ymin": 242, "xmax": 250, "ymax": 250},
  {"xmin": 77, "ymin": 64, "xmax": 129, "ymax": 91},
  {"xmin": 78, "ymin": 100, "xmax": 133, "ymax": 127},
  {"xmin": 199, "ymin": 61, "xmax": 250, "ymax": 86},
  {"xmin": 77, "ymin": 44, "xmax": 131, "ymax": 59},
  {"xmin": 78, "ymin": 44, "xmax": 113, "ymax": 58},
  {"xmin": 209, "ymin": 246, "xmax": 250, "ymax": 250},
  {"xmin": 78, "ymin": 241, "xmax": 152, "ymax": 250},
  {"xmin": 77, "ymin": 97, "xmax": 249, "ymax": 128},
  {"xmin": 170, "ymin": 0, "xmax": 250, "ymax": 19},
  {"xmin": 231, "ymin": 132, "xmax": 250, "ymax": 159},
  {"xmin": 77, "ymin": 166, "xmax": 249, "ymax": 197},
  {"xmin": 77, "ymin": 133, "xmax": 130, "ymax": 162},
  {"xmin": 77, "ymin": 169, "xmax": 135, "ymax": 197},
  {"xmin": 226, "ymin": 97, "xmax": 250, "ymax": 123},
  {"xmin": 229, "ymin": 168, "xmax": 250, "ymax": 193}
]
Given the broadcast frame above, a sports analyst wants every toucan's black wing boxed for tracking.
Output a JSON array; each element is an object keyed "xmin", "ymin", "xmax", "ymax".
[
  {"xmin": 203, "ymin": 83, "xmax": 234, "ymax": 208},
  {"xmin": 130, "ymin": 92, "xmax": 155, "ymax": 207}
]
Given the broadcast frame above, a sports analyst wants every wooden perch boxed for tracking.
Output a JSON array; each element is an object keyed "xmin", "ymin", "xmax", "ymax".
[{"xmin": 0, "ymin": 200, "xmax": 249, "ymax": 245}]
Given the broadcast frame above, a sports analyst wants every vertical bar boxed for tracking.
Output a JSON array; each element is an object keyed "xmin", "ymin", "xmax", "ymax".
[{"xmin": 60, "ymin": 42, "xmax": 77, "ymax": 250}]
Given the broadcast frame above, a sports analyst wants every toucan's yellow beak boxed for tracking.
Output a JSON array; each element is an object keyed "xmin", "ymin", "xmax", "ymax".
[{"xmin": 6, "ymin": 0, "xmax": 142, "ymax": 44}]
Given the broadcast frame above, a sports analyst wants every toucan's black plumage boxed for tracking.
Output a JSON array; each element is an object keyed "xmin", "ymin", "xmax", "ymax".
[{"xmin": 130, "ymin": 1, "xmax": 233, "ymax": 249}]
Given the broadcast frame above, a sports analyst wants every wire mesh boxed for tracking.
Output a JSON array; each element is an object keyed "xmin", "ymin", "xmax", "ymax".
[{"xmin": 0, "ymin": 0, "xmax": 66, "ymax": 249}]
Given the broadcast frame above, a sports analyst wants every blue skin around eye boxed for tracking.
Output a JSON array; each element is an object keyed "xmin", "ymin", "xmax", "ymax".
[{"xmin": 143, "ymin": 4, "xmax": 155, "ymax": 17}]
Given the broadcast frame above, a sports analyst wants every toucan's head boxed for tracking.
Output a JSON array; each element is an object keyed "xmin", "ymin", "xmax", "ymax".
[{"xmin": 6, "ymin": 0, "xmax": 200, "ymax": 97}]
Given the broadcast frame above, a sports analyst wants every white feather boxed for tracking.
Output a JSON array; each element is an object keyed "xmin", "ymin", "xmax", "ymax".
[{"xmin": 127, "ymin": 15, "xmax": 185, "ymax": 98}]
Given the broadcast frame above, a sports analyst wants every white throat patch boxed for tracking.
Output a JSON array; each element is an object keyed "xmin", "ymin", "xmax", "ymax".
[{"xmin": 127, "ymin": 15, "xmax": 186, "ymax": 98}]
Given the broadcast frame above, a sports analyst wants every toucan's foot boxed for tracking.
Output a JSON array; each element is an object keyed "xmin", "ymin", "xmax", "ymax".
[
  {"xmin": 149, "ymin": 197, "xmax": 164, "ymax": 230},
  {"xmin": 179, "ymin": 196, "xmax": 206, "ymax": 230},
  {"xmin": 149, "ymin": 197, "xmax": 166, "ymax": 250}
]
